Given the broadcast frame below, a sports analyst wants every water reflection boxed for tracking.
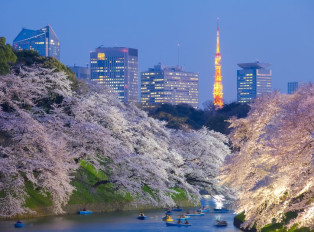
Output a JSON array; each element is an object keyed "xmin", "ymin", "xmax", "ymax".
[{"xmin": 0, "ymin": 198, "xmax": 241, "ymax": 232}]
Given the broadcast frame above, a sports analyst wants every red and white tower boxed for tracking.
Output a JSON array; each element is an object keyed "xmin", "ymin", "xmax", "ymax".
[{"xmin": 213, "ymin": 18, "xmax": 224, "ymax": 108}]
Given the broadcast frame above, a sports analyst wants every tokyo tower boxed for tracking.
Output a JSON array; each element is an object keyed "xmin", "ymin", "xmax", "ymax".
[{"xmin": 213, "ymin": 17, "xmax": 223, "ymax": 108}]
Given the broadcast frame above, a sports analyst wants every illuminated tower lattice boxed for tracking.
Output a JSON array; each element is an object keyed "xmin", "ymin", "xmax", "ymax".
[{"xmin": 213, "ymin": 18, "xmax": 223, "ymax": 108}]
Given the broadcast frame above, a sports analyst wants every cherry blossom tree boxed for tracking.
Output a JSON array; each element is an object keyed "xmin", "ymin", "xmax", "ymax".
[
  {"xmin": 221, "ymin": 86, "xmax": 314, "ymax": 231},
  {"xmin": 0, "ymin": 66, "xmax": 231, "ymax": 217}
]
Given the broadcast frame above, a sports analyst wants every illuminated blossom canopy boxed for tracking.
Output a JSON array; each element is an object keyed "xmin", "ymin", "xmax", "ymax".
[
  {"xmin": 0, "ymin": 66, "xmax": 231, "ymax": 217},
  {"xmin": 221, "ymin": 86, "xmax": 314, "ymax": 231}
]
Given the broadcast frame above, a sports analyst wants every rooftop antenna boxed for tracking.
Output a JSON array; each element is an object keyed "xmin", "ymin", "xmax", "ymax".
[
  {"xmin": 159, "ymin": 48, "xmax": 163, "ymax": 65},
  {"xmin": 177, "ymin": 42, "xmax": 180, "ymax": 66}
]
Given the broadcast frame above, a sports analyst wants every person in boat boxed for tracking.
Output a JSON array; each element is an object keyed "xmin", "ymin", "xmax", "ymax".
[
  {"xmin": 16, "ymin": 220, "xmax": 22, "ymax": 224},
  {"xmin": 139, "ymin": 213, "xmax": 144, "ymax": 216},
  {"xmin": 185, "ymin": 219, "xmax": 189, "ymax": 224},
  {"xmin": 202, "ymin": 206, "xmax": 205, "ymax": 210},
  {"xmin": 83, "ymin": 208, "xmax": 86, "ymax": 211},
  {"xmin": 177, "ymin": 219, "xmax": 181, "ymax": 224}
]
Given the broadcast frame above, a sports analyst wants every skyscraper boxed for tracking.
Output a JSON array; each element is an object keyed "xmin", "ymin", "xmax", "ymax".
[
  {"xmin": 288, "ymin": 82, "xmax": 305, "ymax": 94},
  {"xmin": 237, "ymin": 62, "xmax": 272, "ymax": 103},
  {"xmin": 90, "ymin": 47, "xmax": 138, "ymax": 103},
  {"xmin": 69, "ymin": 65, "xmax": 90, "ymax": 80},
  {"xmin": 141, "ymin": 63, "xmax": 199, "ymax": 109},
  {"xmin": 213, "ymin": 18, "xmax": 223, "ymax": 108},
  {"xmin": 13, "ymin": 25, "xmax": 60, "ymax": 60}
]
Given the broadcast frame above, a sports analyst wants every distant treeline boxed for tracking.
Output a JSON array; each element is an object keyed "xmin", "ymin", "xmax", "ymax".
[{"xmin": 146, "ymin": 102, "xmax": 250, "ymax": 134}]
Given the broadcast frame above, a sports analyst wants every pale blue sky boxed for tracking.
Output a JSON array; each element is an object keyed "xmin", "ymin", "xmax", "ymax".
[{"xmin": 1, "ymin": 0, "xmax": 313, "ymax": 106}]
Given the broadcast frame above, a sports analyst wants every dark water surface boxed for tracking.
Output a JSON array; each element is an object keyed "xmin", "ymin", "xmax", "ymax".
[{"xmin": 0, "ymin": 199, "xmax": 242, "ymax": 232}]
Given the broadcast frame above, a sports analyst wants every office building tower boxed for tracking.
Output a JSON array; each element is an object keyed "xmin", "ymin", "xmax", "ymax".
[
  {"xmin": 13, "ymin": 25, "xmax": 60, "ymax": 60},
  {"xmin": 69, "ymin": 65, "xmax": 90, "ymax": 80},
  {"xmin": 141, "ymin": 63, "xmax": 199, "ymax": 109},
  {"xmin": 237, "ymin": 62, "xmax": 272, "ymax": 103},
  {"xmin": 213, "ymin": 18, "xmax": 223, "ymax": 108},
  {"xmin": 90, "ymin": 47, "xmax": 138, "ymax": 103},
  {"xmin": 288, "ymin": 82, "xmax": 305, "ymax": 94}
]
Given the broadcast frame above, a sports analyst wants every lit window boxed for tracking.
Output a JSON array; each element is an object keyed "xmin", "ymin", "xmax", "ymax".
[{"xmin": 98, "ymin": 53, "xmax": 105, "ymax": 60}]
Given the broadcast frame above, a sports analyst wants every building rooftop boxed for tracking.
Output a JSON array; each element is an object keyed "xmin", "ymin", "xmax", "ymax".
[
  {"xmin": 146, "ymin": 63, "xmax": 185, "ymax": 72},
  {"xmin": 13, "ymin": 25, "xmax": 58, "ymax": 43},
  {"xmin": 238, "ymin": 61, "xmax": 271, "ymax": 69}
]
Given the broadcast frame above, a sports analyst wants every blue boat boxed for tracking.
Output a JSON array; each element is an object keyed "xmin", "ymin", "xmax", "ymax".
[
  {"xmin": 14, "ymin": 222, "xmax": 24, "ymax": 228},
  {"xmin": 78, "ymin": 210, "xmax": 93, "ymax": 215},
  {"xmin": 197, "ymin": 208, "xmax": 210, "ymax": 213},
  {"xmin": 186, "ymin": 213, "xmax": 205, "ymax": 216},
  {"xmin": 137, "ymin": 216, "xmax": 147, "ymax": 220},
  {"xmin": 165, "ymin": 210, "xmax": 172, "ymax": 215},
  {"xmin": 213, "ymin": 208, "xmax": 228, "ymax": 213},
  {"xmin": 166, "ymin": 222, "xmax": 191, "ymax": 227},
  {"xmin": 172, "ymin": 208, "xmax": 183, "ymax": 212}
]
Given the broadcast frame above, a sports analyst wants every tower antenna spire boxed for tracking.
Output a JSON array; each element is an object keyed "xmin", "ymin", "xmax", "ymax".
[{"xmin": 177, "ymin": 42, "xmax": 180, "ymax": 66}]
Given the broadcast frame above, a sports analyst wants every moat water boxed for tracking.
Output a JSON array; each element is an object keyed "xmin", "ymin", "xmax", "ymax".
[{"xmin": 0, "ymin": 198, "xmax": 242, "ymax": 232}]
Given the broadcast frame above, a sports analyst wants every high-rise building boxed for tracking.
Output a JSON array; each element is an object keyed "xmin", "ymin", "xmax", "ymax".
[
  {"xmin": 213, "ymin": 18, "xmax": 223, "ymax": 108},
  {"xmin": 237, "ymin": 62, "xmax": 272, "ymax": 103},
  {"xmin": 287, "ymin": 82, "xmax": 305, "ymax": 94},
  {"xmin": 141, "ymin": 63, "xmax": 199, "ymax": 109},
  {"xmin": 69, "ymin": 65, "xmax": 90, "ymax": 80},
  {"xmin": 90, "ymin": 47, "xmax": 138, "ymax": 103},
  {"xmin": 13, "ymin": 25, "xmax": 60, "ymax": 60}
]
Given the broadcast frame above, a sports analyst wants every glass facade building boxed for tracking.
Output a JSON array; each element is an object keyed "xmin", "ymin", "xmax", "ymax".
[
  {"xmin": 13, "ymin": 25, "xmax": 60, "ymax": 60},
  {"xmin": 90, "ymin": 47, "xmax": 138, "ymax": 103},
  {"xmin": 69, "ymin": 65, "xmax": 90, "ymax": 80},
  {"xmin": 288, "ymin": 82, "xmax": 305, "ymax": 94},
  {"xmin": 237, "ymin": 62, "xmax": 272, "ymax": 103},
  {"xmin": 141, "ymin": 63, "xmax": 199, "ymax": 109}
]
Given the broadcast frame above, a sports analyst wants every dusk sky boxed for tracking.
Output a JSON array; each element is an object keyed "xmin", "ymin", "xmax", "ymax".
[{"xmin": 1, "ymin": 0, "xmax": 313, "ymax": 106}]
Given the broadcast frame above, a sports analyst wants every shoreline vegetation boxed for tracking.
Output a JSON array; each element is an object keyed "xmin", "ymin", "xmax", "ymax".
[
  {"xmin": 2, "ymin": 161, "xmax": 195, "ymax": 220},
  {"xmin": 0, "ymin": 44, "xmax": 229, "ymax": 221},
  {"xmin": 233, "ymin": 212, "xmax": 312, "ymax": 232}
]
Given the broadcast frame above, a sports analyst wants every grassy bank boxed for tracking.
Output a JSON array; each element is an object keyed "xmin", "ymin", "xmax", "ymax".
[
  {"xmin": 18, "ymin": 161, "xmax": 194, "ymax": 219},
  {"xmin": 234, "ymin": 212, "xmax": 311, "ymax": 232}
]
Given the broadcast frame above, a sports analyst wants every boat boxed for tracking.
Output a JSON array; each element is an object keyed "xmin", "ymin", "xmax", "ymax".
[
  {"xmin": 186, "ymin": 213, "xmax": 205, "ymax": 216},
  {"xmin": 166, "ymin": 222, "xmax": 192, "ymax": 227},
  {"xmin": 162, "ymin": 214, "xmax": 173, "ymax": 222},
  {"xmin": 14, "ymin": 221, "xmax": 24, "ymax": 228},
  {"xmin": 165, "ymin": 210, "xmax": 172, "ymax": 215},
  {"xmin": 197, "ymin": 208, "xmax": 210, "ymax": 213},
  {"xmin": 162, "ymin": 217, "xmax": 173, "ymax": 222},
  {"xmin": 172, "ymin": 207, "xmax": 183, "ymax": 212},
  {"xmin": 78, "ymin": 210, "xmax": 93, "ymax": 215},
  {"xmin": 215, "ymin": 219, "xmax": 228, "ymax": 227},
  {"xmin": 137, "ymin": 215, "xmax": 147, "ymax": 220},
  {"xmin": 213, "ymin": 208, "xmax": 229, "ymax": 213}
]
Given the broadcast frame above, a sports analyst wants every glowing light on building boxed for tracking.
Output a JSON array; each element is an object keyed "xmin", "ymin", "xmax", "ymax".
[{"xmin": 213, "ymin": 18, "xmax": 224, "ymax": 108}]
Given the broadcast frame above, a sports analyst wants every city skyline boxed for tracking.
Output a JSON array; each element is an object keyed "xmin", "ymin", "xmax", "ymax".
[
  {"xmin": 13, "ymin": 25, "xmax": 60, "ymax": 60},
  {"xmin": 90, "ymin": 46, "xmax": 139, "ymax": 103},
  {"xmin": 1, "ymin": 0, "xmax": 313, "ymax": 107},
  {"xmin": 237, "ymin": 62, "xmax": 272, "ymax": 103},
  {"xmin": 141, "ymin": 63, "xmax": 199, "ymax": 109}
]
